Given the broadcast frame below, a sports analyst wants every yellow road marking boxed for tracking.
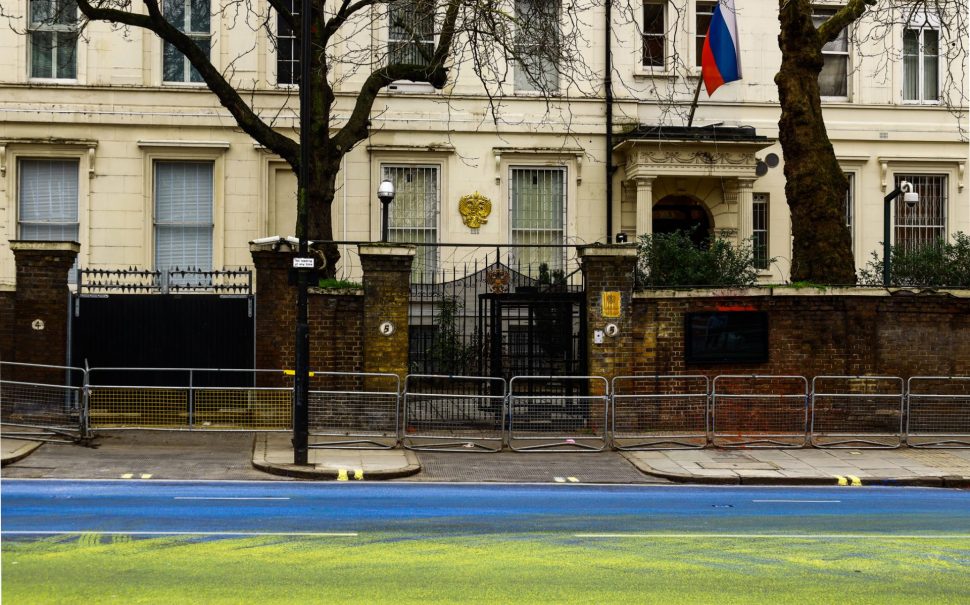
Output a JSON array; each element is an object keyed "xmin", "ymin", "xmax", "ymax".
[
  {"xmin": 354, "ymin": 469, "xmax": 364, "ymax": 480},
  {"xmin": 553, "ymin": 477, "xmax": 566, "ymax": 483},
  {"xmin": 337, "ymin": 469, "xmax": 348, "ymax": 481},
  {"xmin": 848, "ymin": 475, "xmax": 863, "ymax": 486},
  {"xmin": 121, "ymin": 473, "xmax": 133, "ymax": 479},
  {"xmin": 836, "ymin": 476, "xmax": 848, "ymax": 486},
  {"xmin": 567, "ymin": 477, "xmax": 579, "ymax": 483},
  {"xmin": 140, "ymin": 474, "xmax": 152, "ymax": 479},
  {"xmin": 282, "ymin": 370, "xmax": 315, "ymax": 376}
]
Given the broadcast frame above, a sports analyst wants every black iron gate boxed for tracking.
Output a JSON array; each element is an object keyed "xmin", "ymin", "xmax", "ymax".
[{"xmin": 71, "ymin": 268, "xmax": 254, "ymax": 386}]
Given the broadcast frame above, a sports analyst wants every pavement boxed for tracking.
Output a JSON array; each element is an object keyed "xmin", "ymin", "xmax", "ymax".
[{"xmin": 3, "ymin": 431, "xmax": 970, "ymax": 487}]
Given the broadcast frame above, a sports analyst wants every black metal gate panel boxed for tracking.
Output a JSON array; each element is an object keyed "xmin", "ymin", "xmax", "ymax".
[{"xmin": 72, "ymin": 294, "xmax": 254, "ymax": 386}]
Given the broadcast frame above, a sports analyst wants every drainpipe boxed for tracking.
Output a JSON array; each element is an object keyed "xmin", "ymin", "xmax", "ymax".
[{"xmin": 604, "ymin": 0, "xmax": 614, "ymax": 243}]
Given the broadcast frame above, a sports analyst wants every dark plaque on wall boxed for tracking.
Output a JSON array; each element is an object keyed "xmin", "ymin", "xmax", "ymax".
[{"xmin": 685, "ymin": 311, "xmax": 769, "ymax": 364}]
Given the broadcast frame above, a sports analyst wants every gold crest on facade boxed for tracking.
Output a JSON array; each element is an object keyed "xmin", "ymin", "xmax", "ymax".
[{"xmin": 458, "ymin": 192, "xmax": 492, "ymax": 229}]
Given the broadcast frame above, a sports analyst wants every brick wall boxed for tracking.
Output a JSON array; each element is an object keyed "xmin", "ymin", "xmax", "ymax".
[
  {"xmin": 359, "ymin": 245, "xmax": 414, "ymax": 383},
  {"xmin": 631, "ymin": 291, "xmax": 970, "ymax": 379},
  {"xmin": 0, "ymin": 290, "xmax": 15, "ymax": 362}
]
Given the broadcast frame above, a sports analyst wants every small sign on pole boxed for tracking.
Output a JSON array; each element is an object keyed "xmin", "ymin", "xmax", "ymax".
[{"xmin": 293, "ymin": 257, "xmax": 316, "ymax": 269}]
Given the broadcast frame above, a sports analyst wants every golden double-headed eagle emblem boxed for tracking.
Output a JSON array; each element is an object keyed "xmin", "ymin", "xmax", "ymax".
[{"xmin": 458, "ymin": 192, "xmax": 492, "ymax": 229}]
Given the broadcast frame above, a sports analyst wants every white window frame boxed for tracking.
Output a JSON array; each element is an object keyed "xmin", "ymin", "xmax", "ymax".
[
  {"xmin": 901, "ymin": 12, "xmax": 941, "ymax": 105},
  {"xmin": 509, "ymin": 165, "xmax": 568, "ymax": 272},
  {"xmin": 513, "ymin": 0, "xmax": 561, "ymax": 94},
  {"xmin": 153, "ymin": 160, "xmax": 215, "ymax": 274},
  {"xmin": 381, "ymin": 163, "xmax": 441, "ymax": 280},
  {"xmin": 640, "ymin": 1, "xmax": 668, "ymax": 72},
  {"xmin": 387, "ymin": 0, "xmax": 436, "ymax": 67},
  {"xmin": 17, "ymin": 157, "xmax": 81, "ymax": 282},
  {"xmin": 892, "ymin": 173, "xmax": 948, "ymax": 252},
  {"xmin": 752, "ymin": 192, "xmax": 769, "ymax": 271},
  {"xmin": 812, "ymin": 6, "xmax": 850, "ymax": 100},
  {"xmin": 162, "ymin": 0, "xmax": 212, "ymax": 84},
  {"xmin": 27, "ymin": 0, "xmax": 78, "ymax": 81},
  {"xmin": 273, "ymin": 0, "xmax": 299, "ymax": 87},
  {"xmin": 694, "ymin": 1, "xmax": 716, "ymax": 69}
]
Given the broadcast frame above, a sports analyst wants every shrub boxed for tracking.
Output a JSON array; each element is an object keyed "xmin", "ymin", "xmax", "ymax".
[
  {"xmin": 636, "ymin": 229, "xmax": 762, "ymax": 288},
  {"xmin": 858, "ymin": 232, "xmax": 970, "ymax": 287}
]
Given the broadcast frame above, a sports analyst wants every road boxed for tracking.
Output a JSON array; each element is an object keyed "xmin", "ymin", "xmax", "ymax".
[{"xmin": 4, "ymin": 480, "xmax": 969, "ymax": 536}]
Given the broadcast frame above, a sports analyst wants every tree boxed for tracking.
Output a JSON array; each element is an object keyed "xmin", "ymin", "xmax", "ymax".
[
  {"xmin": 778, "ymin": 0, "xmax": 966, "ymax": 283},
  {"xmin": 52, "ymin": 0, "xmax": 596, "ymax": 274}
]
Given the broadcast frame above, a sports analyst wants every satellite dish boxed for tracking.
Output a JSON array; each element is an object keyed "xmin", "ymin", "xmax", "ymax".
[
  {"xmin": 765, "ymin": 153, "xmax": 780, "ymax": 168},
  {"xmin": 755, "ymin": 161, "xmax": 768, "ymax": 177}
]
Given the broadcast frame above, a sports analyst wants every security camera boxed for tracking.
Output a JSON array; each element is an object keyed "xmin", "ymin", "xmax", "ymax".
[{"xmin": 901, "ymin": 180, "xmax": 919, "ymax": 208}]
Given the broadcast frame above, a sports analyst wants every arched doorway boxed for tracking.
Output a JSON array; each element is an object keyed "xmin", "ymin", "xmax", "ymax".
[{"xmin": 652, "ymin": 195, "xmax": 712, "ymax": 246}]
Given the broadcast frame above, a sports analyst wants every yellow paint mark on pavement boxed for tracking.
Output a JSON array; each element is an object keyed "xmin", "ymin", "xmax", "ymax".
[
  {"xmin": 121, "ymin": 473, "xmax": 133, "ymax": 479},
  {"xmin": 282, "ymin": 370, "xmax": 315, "ymax": 377},
  {"xmin": 140, "ymin": 474, "xmax": 152, "ymax": 479},
  {"xmin": 848, "ymin": 475, "xmax": 862, "ymax": 486},
  {"xmin": 836, "ymin": 476, "xmax": 848, "ymax": 486},
  {"xmin": 554, "ymin": 477, "xmax": 566, "ymax": 483},
  {"xmin": 354, "ymin": 469, "xmax": 364, "ymax": 480},
  {"xmin": 567, "ymin": 477, "xmax": 579, "ymax": 483},
  {"xmin": 337, "ymin": 469, "xmax": 348, "ymax": 481}
]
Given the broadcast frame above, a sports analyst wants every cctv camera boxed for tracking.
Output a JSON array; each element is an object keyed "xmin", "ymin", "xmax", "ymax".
[{"xmin": 900, "ymin": 181, "xmax": 919, "ymax": 208}]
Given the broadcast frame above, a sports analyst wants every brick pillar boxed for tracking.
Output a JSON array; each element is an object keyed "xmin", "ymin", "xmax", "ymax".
[
  {"xmin": 9, "ymin": 241, "xmax": 79, "ymax": 369},
  {"xmin": 359, "ymin": 244, "xmax": 414, "ymax": 381},
  {"xmin": 578, "ymin": 245, "xmax": 638, "ymax": 393},
  {"xmin": 250, "ymin": 243, "xmax": 297, "ymax": 379}
]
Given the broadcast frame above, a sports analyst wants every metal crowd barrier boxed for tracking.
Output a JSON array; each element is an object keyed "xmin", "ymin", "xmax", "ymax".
[
  {"xmin": 712, "ymin": 375, "xmax": 809, "ymax": 448},
  {"xmin": 611, "ymin": 375, "xmax": 710, "ymax": 450},
  {"xmin": 0, "ymin": 362, "xmax": 87, "ymax": 442},
  {"xmin": 402, "ymin": 375, "xmax": 506, "ymax": 452},
  {"xmin": 907, "ymin": 376, "xmax": 970, "ymax": 448},
  {"xmin": 307, "ymin": 371, "xmax": 401, "ymax": 449},
  {"xmin": 507, "ymin": 376, "xmax": 609, "ymax": 452},
  {"xmin": 810, "ymin": 376, "xmax": 905, "ymax": 449},
  {"xmin": 86, "ymin": 367, "xmax": 291, "ymax": 430}
]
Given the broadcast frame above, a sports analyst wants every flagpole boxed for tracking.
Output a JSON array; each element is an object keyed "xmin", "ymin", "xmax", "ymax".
[{"xmin": 687, "ymin": 75, "xmax": 704, "ymax": 128}]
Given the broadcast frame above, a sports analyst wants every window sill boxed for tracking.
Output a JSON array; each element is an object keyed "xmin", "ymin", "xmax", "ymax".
[
  {"xmin": 28, "ymin": 77, "xmax": 79, "ymax": 84},
  {"xmin": 632, "ymin": 68, "xmax": 680, "ymax": 79}
]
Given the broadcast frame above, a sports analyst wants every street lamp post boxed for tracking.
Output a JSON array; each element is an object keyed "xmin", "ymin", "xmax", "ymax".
[
  {"xmin": 883, "ymin": 180, "xmax": 919, "ymax": 287},
  {"xmin": 378, "ymin": 179, "xmax": 395, "ymax": 242}
]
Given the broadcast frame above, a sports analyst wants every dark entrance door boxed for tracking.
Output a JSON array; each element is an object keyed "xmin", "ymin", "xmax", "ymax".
[
  {"xmin": 652, "ymin": 195, "xmax": 712, "ymax": 246},
  {"xmin": 71, "ymin": 294, "xmax": 254, "ymax": 386}
]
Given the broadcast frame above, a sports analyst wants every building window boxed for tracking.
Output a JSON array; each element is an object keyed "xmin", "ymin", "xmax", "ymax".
[
  {"xmin": 388, "ymin": 0, "xmax": 435, "ymax": 66},
  {"xmin": 154, "ymin": 161, "xmax": 213, "ymax": 272},
  {"xmin": 695, "ymin": 2, "xmax": 715, "ymax": 67},
  {"xmin": 18, "ymin": 158, "xmax": 80, "ymax": 280},
  {"xmin": 275, "ymin": 0, "xmax": 299, "ymax": 85},
  {"xmin": 844, "ymin": 172, "xmax": 854, "ymax": 245},
  {"xmin": 28, "ymin": 0, "xmax": 77, "ymax": 79},
  {"xmin": 383, "ymin": 165, "xmax": 439, "ymax": 280},
  {"xmin": 894, "ymin": 174, "xmax": 947, "ymax": 252},
  {"xmin": 752, "ymin": 193, "xmax": 769, "ymax": 270},
  {"xmin": 514, "ymin": 0, "xmax": 560, "ymax": 93},
  {"xmin": 642, "ymin": 2, "xmax": 666, "ymax": 68},
  {"xmin": 813, "ymin": 7, "xmax": 849, "ymax": 98},
  {"xmin": 162, "ymin": 0, "xmax": 211, "ymax": 83},
  {"xmin": 510, "ymin": 167, "xmax": 566, "ymax": 272},
  {"xmin": 903, "ymin": 22, "xmax": 939, "ymax": 102}
]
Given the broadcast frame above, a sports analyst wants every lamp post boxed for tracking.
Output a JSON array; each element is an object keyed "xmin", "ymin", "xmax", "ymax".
[
  {"xmin": 883, "ymin": 180, "xmax": 919, "ymax": 287},
  {"xmin": 378, "ymin": 179, "xmax": 395, "ymax": 242}
]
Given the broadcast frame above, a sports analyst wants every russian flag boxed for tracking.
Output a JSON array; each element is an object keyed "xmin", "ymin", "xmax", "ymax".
[{"xmin": 701, "ymin": 0, "xmax": 742, "ymax": 96}]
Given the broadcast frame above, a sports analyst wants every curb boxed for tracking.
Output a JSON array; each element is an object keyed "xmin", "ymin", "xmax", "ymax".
[
  {"xmin": 250, "ymin": 437, "xmax": 422, "ymax": 480},
  {"xmin": 0, "ymin": 439, "xmax": 44, "ymax": 467}
]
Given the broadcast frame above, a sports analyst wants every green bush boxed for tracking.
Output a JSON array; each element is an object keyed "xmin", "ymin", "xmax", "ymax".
[
  {"xmin": 636, "ymin": 229, "xmax": 763, "ymax": 288},
  {"xmin": 858, "ymin": 232, "xmax": 970, "ymax": 287}
]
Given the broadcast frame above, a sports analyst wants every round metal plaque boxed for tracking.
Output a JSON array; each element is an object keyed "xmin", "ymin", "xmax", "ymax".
[{"xmin": 379, "ymin": 321, "xmax": 395, "ymax": 336}]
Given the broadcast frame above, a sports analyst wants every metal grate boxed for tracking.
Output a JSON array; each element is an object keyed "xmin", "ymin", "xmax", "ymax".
[
  {"xmin": 307, "ymin": 372, "xmax": 401, "ymax": 449},
  {"xmin": 612, "ymin": 375, "xmax": 710, "ymax": 450},
  {"xmin": 894, "ymin": 174, "xmax": 947, "ymax": 251},
  {"xmin": 0, "ymin": 362, "xmax": 85, "ymax": 441},
  {"xmin": 384, "ymin": 164, "xmax": 439, "ymax": 280},
  {"xmin": 402, "ymin": 375, "xmax": 506, "ymax": 452},
  {"xmin": 810, "ymin": 376, "xmax": 904, "ymax": 449},
  {"xmin": 752, "ymin": 193, "xmax": 769, "ymax": 270},
  {"xmin": 387, "ymin": 0, "xmax": 435, "ymax": 65},
  {"xmin": 711, "ymin": 375, "xmax": 809, "ymax": 448},
  {"xmin": 510, "ymin": 167, "xmax": 566, "ymax": 272},
  {"xmin": 507, "ymin": 376, "xmax": 608, "ymax": 452},
  {"xmin": 907, "ymin": 377, "xmax": 970, "ymax": 448}
]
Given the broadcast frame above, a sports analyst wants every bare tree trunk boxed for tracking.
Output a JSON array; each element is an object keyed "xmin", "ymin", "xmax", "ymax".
[{"xmin": 776, "ymin": 0, "xmax": 857, "ymax": 284}]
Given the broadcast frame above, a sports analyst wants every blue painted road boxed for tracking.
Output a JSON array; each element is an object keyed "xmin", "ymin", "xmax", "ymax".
[{"xmin": 3, "ymin": 480, "xmax": 969, "ymax": 537}]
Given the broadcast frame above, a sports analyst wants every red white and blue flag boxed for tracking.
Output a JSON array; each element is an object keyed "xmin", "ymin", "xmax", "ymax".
[{"xmin": 701, "ymin": 0, "xmax": 742, "ymax": 96}]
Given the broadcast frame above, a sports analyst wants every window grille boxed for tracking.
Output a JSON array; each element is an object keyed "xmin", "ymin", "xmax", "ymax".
[
  {"xmin": 154, "ymin": 161, "xmax": 214, "ymax": 273},
  {"xmin": 844, "ymin": 172, "xmax": 854, "ymax": 245},
  {"xmin": 18, "ymin": 158, "xmax": 80, "ymax": 281},
  {"xmin": 163, "ymin": 0, "xmax": 211, "ymax": 83},
  {"xmin": 510, "ymin": 167, "xmax": 566, "ymax": 272},
  {"xmin": 514, "ymin": 0, "xmax": 560, "ymax": 93},
  {"xmin": 752, "ymin": 193, "xmax": 769, "ymax": 270},
  {"xmin": 903, "ymin": 25, "xmax": 939, "ymax": 102},
  {"xmin": 894, "ymin": 174, "xmax": 947, "ymax": 252},
  {"xmin": 28, "ymin": 0, "xmax": 77, "ymax": 79},
  {"xmin": 383, "ymin": 165, "xmax": 439, "ymax": 280},
  {"xmin": 275, "ymin": 0, "xmax": 299, "ymax": 85},
  {"xmin": 813, "ymin": 7, "xmax": 849, "ymax": 97},
  {"xmin": 642, "ymin": 2, "xmax": 666, "ymax": 68},
  {"xmin": 388, "ymin": 0, "xmax": 435, "ymax": 66}
]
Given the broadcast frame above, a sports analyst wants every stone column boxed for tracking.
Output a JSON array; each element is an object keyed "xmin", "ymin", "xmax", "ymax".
[
  {"xmin": 634, "ymin": 176, "xmax": 656, "ymax": 237},
  {"xmin": 9, "ymin": 241, "xmax": 79, "ymax": 370},
  {"xmin": 736, "ymin": 178, "xmax": 756, "ymax": 244},
  {"xmin": 358, "ymin": 244, "xmax": 415, "ymax": 382},
  {"xmin": 577, "ymin": 245, "xmax": 638, "ymax": 395}
]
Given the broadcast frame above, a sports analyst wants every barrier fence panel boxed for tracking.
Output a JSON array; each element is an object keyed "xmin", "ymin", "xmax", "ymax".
[
  {"xmin": 810, "ymin": 376, "xmax": 904, "ymax": 449},
  {"xmin": 402, "ymin": 375, "xmax": 506, "ymax": 452},
  {"xmin": 507, "ymin": 376, "xmax": 608, "ymax": 452},
  {"xmin": 307, "ymin": 372, "xmax": 401, "ymax": 449},
  {"xmin": 712, "ymin": 375, "xmax": 809, "ymax": 448},
  {"xmin": 87, "ymin": 368, "xmax": 290, "ymax": 430},
  {"xmin": 611, "ymin": 375, "xmax": 710, "ymax": 450},
  {"xmin": 0, "ymin": 362, "xmax": 87, "ymax": 442},
  {"xmin": 907, "ymin": 377, "xmax": 970, "ymax": 448}
]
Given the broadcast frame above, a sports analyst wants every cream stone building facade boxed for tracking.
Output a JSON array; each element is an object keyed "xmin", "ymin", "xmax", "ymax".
[{"xmin": 1, "ymin": 0, "xmax": 967, "ymax": 287}]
